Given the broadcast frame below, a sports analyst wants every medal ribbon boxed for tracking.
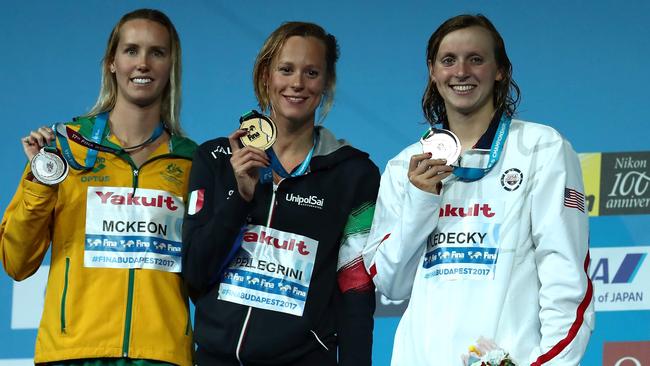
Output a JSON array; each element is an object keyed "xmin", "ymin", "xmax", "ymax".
[
  {"xmin": 55, "ymin": 112, "xmax": 164, "ymax": 170},
  {"xmin": 449, "ymin": 114, "xmax": 511, "ymax": 182},
  {"xmin": 238, "ymin": 110, "xmax": 316, "ymax": 184},
  {"xmin": 259, "ymin": 134, "xmax": 318, "ymax": 184},
  {"xmin": 43, "ymin": 123, "xmax": 61, "ymax": 153},
  {"xmin": 239, "ymin": 110, "xmax": 264, "ymax": 123}
]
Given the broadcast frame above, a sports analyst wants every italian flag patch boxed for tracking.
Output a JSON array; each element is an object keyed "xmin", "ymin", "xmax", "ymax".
[{"xmin": 187, "ymin": 189, "xmax": 205, "ymax": 215}]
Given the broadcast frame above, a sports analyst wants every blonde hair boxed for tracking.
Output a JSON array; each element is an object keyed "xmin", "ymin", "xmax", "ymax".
[
  {"xmin": 86, "ymin": 8, "xmax": 184, "ymax": 135},
  {"xmin": 253, "ymin": 22, "xmax": 339, "ymax": 124}
]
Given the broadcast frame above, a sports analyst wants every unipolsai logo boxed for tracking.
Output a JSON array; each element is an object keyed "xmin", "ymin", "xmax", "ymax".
[
  {"xmin": 600, "ymin": 152, "xmax": 650, "ymax": 215},
  {"xmin": 590, "ymin": 247, "xmax": 649, "ymax": 311},
  {"xmin": 284, "ymin": 193, "xmax": 324, "ymax": 209}
]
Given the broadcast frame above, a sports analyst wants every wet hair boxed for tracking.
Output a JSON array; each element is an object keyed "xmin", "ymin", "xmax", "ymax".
[
  {"xmin": 253, "ymin": 21, "xmax": 339, "ymax": 124},
  {"xmin": 422, "ymin": 14, "xmax": 520, "ymax": 125},
  {"xmin": 86, "ymin": 8, "xmax": 184, "ymax": 135}
]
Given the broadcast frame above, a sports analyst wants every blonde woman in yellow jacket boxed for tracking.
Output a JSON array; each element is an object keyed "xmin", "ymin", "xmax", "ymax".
[{"xmin": 0, "ymin": 9, "xmax": 196, "ymax": 366}]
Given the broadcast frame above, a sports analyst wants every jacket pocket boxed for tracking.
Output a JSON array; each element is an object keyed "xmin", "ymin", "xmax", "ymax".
[{"xmin": 60, "ymin": 257, "xmax": 70, "ymax": 333}]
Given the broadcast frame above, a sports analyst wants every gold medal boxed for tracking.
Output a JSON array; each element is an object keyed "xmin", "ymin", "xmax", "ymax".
[{"xmin": 239, "ymin": 113, "xmax": 277, "ymax": 150}]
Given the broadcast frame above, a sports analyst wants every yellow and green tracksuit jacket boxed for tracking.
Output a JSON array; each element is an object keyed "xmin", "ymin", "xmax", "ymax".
[{"xmin": 0, "ymin": 115, "xmax": 197, "ymax": 365}]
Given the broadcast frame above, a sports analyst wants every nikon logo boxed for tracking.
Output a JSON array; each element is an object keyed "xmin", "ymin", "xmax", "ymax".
[{"xmin": 285, "ymin": 193, "xmax": 324, "ymax": 209}]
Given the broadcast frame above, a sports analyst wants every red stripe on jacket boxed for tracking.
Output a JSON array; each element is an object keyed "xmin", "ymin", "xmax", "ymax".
[
  {"xmin": 532, "ymin": 253, "xmax": 593, "ymax": 365},
  {"xmin": 368, "ymin": 233, "xmax": 391, "ymax": 279}
]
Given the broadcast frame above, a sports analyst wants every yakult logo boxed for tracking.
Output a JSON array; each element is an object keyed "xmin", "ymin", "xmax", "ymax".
[
  {"xmin": 242, "ymin": 228, "xmax": 311, "ymax": 255},
  {"xmin": 95, "ymin": 190, "xmax": 179, "ymax": 211},
  {"xmin": 285, "ymin": 193, "xmax": 324, "ymax": 209},
  {"xmin": 439, "ymin": 203, "xmax": 495, "ymax": 218}
]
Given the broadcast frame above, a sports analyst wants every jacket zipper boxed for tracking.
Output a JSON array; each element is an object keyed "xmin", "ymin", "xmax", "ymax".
[
  {"xmin": 122, "ymin": 167, "xmax": 139, "ymax": 357},
  {"xmin": 118, "ymin": 153, "xmax": 192, "ymax": 356},
  {"xmin": 122, "ymin": 268, "xmax": 135, "ymax": 356},
  {"xmin": 60, "ymin": 257, "xmax": 70, "ymax": 333},
  {"xmin": 96, "ymin": 138, "xmax": 192, "ymax": 356},
  {"xmin": 235, "ymin": 183, "xmax": 280, "ymax": 365},
  {"xmin": 310, "ymin": 330, "xmax": 330, "ymax": 351},
  {"xmin": 235, "ymin": 307, "xmax": 252, "ymax": 365},
  {"xmin": 265, "ymin": 183, "xmax": 279, "ymax": 227}
]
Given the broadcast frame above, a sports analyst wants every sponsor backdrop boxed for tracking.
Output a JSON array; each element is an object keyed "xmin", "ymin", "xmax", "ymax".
[{"xmin": 1, "ymin": 1, "xmax": 649, "ymax": 365}]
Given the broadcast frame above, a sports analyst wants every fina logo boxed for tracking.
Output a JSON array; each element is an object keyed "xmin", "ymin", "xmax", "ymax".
[{"xmin": 285, "ymin": 193, "xmax": 324, "ymax": 209}]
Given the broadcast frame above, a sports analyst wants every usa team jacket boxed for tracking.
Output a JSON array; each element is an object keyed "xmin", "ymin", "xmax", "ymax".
[
  {"xmin": 182, "ymin": 126, "xmax": 379, "ymax": 365},
  {"xmin": 0, "ymin": 115, "xmax": 196, "ymax": 365},
  {"xmin": 363, "ymin": 118, "xmax": 594, "ymax": 365}
]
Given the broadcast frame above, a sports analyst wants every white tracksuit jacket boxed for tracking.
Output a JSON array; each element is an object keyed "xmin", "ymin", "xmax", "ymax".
[{"xmin": 363, "ymin": 119, "xmax": 595, "ymax": 365}]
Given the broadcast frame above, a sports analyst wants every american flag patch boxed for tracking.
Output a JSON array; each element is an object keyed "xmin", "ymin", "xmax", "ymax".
[{"xmin": 564, "ymin": 188, "xmax": 585, "ymax": 212}]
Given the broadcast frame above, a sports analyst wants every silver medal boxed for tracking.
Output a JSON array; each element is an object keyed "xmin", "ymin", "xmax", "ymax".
[
  {"xmin": 30, "ymin": 148, "xmax": 69, "ymax": 185},
  {"xmin": 420, "ymin": 128, "xmax": 461, "ymax": 165}
]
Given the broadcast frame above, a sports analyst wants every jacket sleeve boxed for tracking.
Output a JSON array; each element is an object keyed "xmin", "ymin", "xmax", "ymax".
[
  {"xmin": 335, "ymin": 161, "xmax": 379, "ymax": 366},
  {"xmin": 0, "ymin": 166, "xmax": 57, "ymax": 281},
  {"xmin": 362, "ymin": 153, "xmax": 442, "ymax": 300},
  {"xmin": 181, "ymin": 144, "xmax": 252, "ymax": 297},
  {"xmin": 528, "ymin": 137, "xmax": 594, "ymax": 366}
]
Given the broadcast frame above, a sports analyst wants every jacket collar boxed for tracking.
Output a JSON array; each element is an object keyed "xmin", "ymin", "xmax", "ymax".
[
  {"xmin": 310, "ymin": 126, "xmax": 368, "ymax": 171},
  {"xmin": 73, "ymin": 114, "xmax": 196, "ymax": 159},
  {"xmin": 441, "ymin": 111, "xmax": 503, "ymax": 151}
]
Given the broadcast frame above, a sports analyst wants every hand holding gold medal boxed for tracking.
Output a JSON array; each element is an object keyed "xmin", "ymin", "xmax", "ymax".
[
  {"xmin": 238, "ymin": 110, "xmax": 277, "ymax": 150},
  {"xmin": 227, "ymin": 110, "xmax": 275, "ymax": 202}
]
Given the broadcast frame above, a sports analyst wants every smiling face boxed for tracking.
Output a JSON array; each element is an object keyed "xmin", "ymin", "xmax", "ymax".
[
  {"xmin": 110, "ymin": 18, "xmax": 172, "ymax": 110},
  {"xmin": 266, "ymin": 36, "xmax": 327, "ymax": 127},
  {"xmin": 429, "ymin": 26, "xmax": 503, "ymax": 119}
]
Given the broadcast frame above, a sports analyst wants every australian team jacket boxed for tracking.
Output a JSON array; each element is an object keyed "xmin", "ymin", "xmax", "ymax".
[{"xmin": 0, "ymin": 115, "xmax": 196, "ymax": 365}]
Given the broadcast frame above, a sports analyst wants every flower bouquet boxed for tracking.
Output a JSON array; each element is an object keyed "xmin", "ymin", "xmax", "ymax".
[{"xmin": 462, "ymin": 337, "xmax": 516, "ymax": 366}]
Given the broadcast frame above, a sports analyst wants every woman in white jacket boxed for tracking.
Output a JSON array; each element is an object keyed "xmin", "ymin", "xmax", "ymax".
[{"xmin": 363, "ymin": 14, "xmax": 594, "ymax": 366}]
